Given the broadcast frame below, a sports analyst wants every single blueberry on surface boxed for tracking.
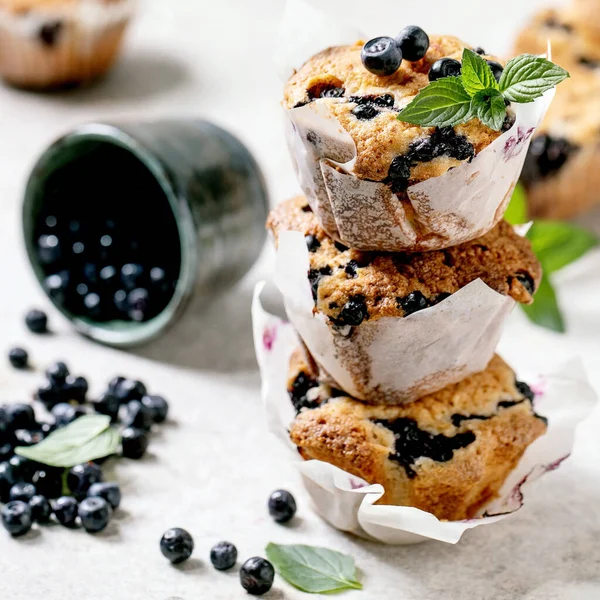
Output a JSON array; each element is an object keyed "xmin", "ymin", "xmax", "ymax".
[
  {"xmin": 486, "ymin": 60, "xmax": 504, "ymax": 82},
  {"xmin": 25, "ymin": 309, "xmax": 48, "ymax": 334},
  {"xmin": 78, "ymin": 496, "xmax": 111, "ymax": 533},
  {"xmin": 46, "ymin": 361, "xmax": 69, "ymax": 386},
  {"xmin": 395, "ymin": 25, "xmax": 429, "ymax": 61},
  {"xmin": 361, "ymin": 36, "xmax": 403, "ymax": 76},
  {"xmin": 429, "ymin": 57, "xmax": 462, "ymax": 81},
  {"xmin": 268, "ymin": 489, "xmax": 297, "ymax": 523},
  {"xmin": 10, "ymin": 482, "xmax": 37, "ymax": 503},
  {"xmin": 210, "ymin": 541, "xmax": 238, "ymax": 571},
  {"xmin": 87, "ymin": 481, "xmax": 121, "ymax": 510},
  {"xmin": 121, "ymin": 427, "xmax": 149, "ymax": 459},
  {"xmin": 67, "ymin": 463, "xmax": 103, "ymax": 500},
  {"xmin": 160, "ymin": 527, "xmax": 194, "ymax": 563},
  {"xmin": 8, "ymin": 347, "xmax": 28, "ymax": 369},
  {"xmin": 240, "ymin": 557, "xmax": 275, "ymax": 596},
  {"xmin": 53, "ymin": 496, "xmax": 78, "ymax": 527},
  {"xmin": 141, "ymin": 395, "xmax": 169, "ymax": 424},
  {"xmin": 29, "ymin": 494, "xmax": 52, "ymax": 523},
  {"xmin": 1, "ymin": 501, "xmax": 32, "ymax": 536}
]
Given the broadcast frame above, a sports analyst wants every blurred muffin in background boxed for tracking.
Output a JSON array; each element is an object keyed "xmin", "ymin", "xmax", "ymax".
[{"xmin": 0, "ymin": 0, "xmax": 135, "ymax": 89}]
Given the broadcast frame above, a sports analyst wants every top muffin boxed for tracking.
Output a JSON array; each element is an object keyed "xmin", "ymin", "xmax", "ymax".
[{"xmin": 284, "ymin": 35, "xmax": 508, "ymax": 187}]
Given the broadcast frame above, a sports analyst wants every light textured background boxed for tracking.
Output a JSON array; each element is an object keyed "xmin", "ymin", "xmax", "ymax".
[{"xmin": 1, "ymin": 0, "xmax": 599, "ymax": 598}]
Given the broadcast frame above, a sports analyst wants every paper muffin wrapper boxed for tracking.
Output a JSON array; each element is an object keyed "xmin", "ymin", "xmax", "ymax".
[
  {"xmin": 252, "ymin": 282, "xmax": 598, "ymax": 544},
  {"xmin": 278, "ymin": 0, "xmax": 553, "ymax": 252},
  {"xmin": 0, "ymin": 0, "xmax": 135, "ymax": 88},
  {"xmin": 274, "ymin": 230, "xmax": 519, "ymax": 404}
]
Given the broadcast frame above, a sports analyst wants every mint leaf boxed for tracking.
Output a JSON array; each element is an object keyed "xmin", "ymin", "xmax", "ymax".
[
  {"xmin": 461, "ymin": 48, "xmax": 499, "ymax": 95},
  {"xmin": 471, "ymin": 89, "xmax": 507, "ymax": 130},
  {"xmin": 499, "ymin": 54, "xmax": 569, "ymax": 103},
  {"xmin": 15, "ymin": 415, "xmax": 120, "ymax": 468},
  {"xmin": 266, "ymin": 543, "xmax": 362, "ymax": 593},
  {"xmin": 505, "ymin": 183, "xmax": 528, "ymax": 225},
  {"xmin": 398, "ymin": 77, "xmax": 473, "ymax": 127},
  {"xmin": 521, "ymin": 275, "xmax": 565, "ymax": 333},
  {"xmin": 527, "ymin": 221, "xmax": 597, "ymax": 273}
]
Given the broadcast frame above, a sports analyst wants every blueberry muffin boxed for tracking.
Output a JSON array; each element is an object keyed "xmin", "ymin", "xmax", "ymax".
[
  {"xmin": 268, "ymin": 196, "xmax": 541, "ymax": 326},
  {"xmin": 0, "ymin": 0, "xmax": 134, "ymax": 89},
  {"xmin": 288, "ymin": 351, "xmax": 547, "ymax": 521},
  {"xmin": 284, "ymin": 36, "xmax": 507, "ymax": 188}
]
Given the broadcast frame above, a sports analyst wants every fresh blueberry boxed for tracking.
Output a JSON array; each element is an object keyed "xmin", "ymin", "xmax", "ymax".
[
  {"xmin": 32, "ymin": 469, "xmax": 63, "ymax": 499},
  {"xmin": 395, "ymin": 26, "xmax": 429, "ymax": 61},
  {"xmin": 1, "ymin": 501, "xmax": 32, "ymax": 536},
  {"xmin": 305, "ymin": 235, "xmax": 321, "ymax": 252},
  {"xmin": 67, "ymin": 463, "xmax": 103, "ymax": 500},
  {"xmin": 0, "ymin": 462, "xmax": 17, "ymax": 502},
  {"xmin": 160, "ymin": 527, "xmax": 194, "ymax": 563},
  {"xmin": 141, "ymin": 395, "xmax": 169, "ymax": 424},
  {"xmin": 123, "ymin": 400, "xmax": 153, "ymax": 431},
  {"xmin": 210, "ymin": 541, "xmax": 238, "ymax": 571},
  {"xmin": 29, "ymin": 494, "xmax": 52, "ymax": 523},
  {"xmin": 268, "ymin": 489, "xmax": 297, "ymax": 523},
  {"xmin": 0, "ymin": 443, "xmax": 12, "ymax": 462},
  {"xmin": 127, "ymin": 288, "xmax": 150, "ymax": 321},
  {"xmin": 46, "ymin": 361, "xmax": 69, "ymax": 386},
  {"xmin": 114, "ymin": 379, "xmax": 147, "ymax": 404},
  {"xmin": 3, "ymin": 403, "xmax": 36, "ymax": 432},
  {"xmin": 352, "ymin": 104, "xmax": 379, "ymax": 120},
  {"xmin": 8, "ymin": 347, "xmax": 28, "ymax": 369},
  {"xmin": 36, "ymin": 380, "xmax": 62, "ymax": 410},
  {"xmin": 52, "ymin": 403, "xmax": 85, "ymax": 427},
  {"xmin": 78, "ymin": 496, "xmax": 111, "ymax": 533},
  {"xmin": 38, "ymin": 234, "xmax": 61, "ymax": 265},
  {"xmin": 336, "ymin": 296, "xmax": 368, "ymax": 327},
  {"xmin": 10, "ymin": 482, "xmax": 37, "ymax": 503},
  {"xmin": 240, "ymin": 557, "xmax": 275, "ymax": 596},
  {"xmin": 114, "ymin": 289, "xmax": 128, "ymax": 313},
  {"xmin": 87, "ymin": 481, "xmax": 121, "ymax": 510},
  {"xmin": 93, "ymin": 392, "xmax": 120, "ymax": 421},
  {"xmin": 108, "ymin": 376, "xmax": 126, "ymax": 394},
  {"xmin": 398, "ymin": 291, "xmax": 429, "ymax": 316},
  {"xmin": 53, "ymin": 496, "xmax": 78, "ymax": 527},
  {"xmin": 43, "ymin": 272, "xmax": 69, "ymax": 303},
  {"xmin": 149, "ymin": 267, "xmax": 167, "ymax": 287},
  {"xmin": 502, "ymin": 109, "xmax": 516, "ymax": 132},
  {"xmin": 121, "ymin": 264, "xmax": 144, "ymax": 290},
  {"xmin": 63, "ymin": 375, "xmax": 88, "ymax": 403},
  {"xmin": 361, "ymin": 36, "xmax": 403, "ymax": 76},
  {"xmin": 486, "ymin": 60, "xmax": 504, "ymax": 82},
  {"xmin": 99, "ymin": 265, "xmax": 118, "ymax": 285},
  {"xmin": 429, "ymin": 58, "xmax": 462, "ymax": 81},
  {"xmin": 25, "ymin": 309, "xmax": 48, "ymax": 334},
  {"xmin": 473, "ymin": 46, "xmax": 486, "ymax": 55},
  {"xmin": 8, "ymin": 455, "xmax": 37, "ymax": 482},
  {"xmin": 121, "ymin": 427, "xmax": 149, "ymax": 459}
]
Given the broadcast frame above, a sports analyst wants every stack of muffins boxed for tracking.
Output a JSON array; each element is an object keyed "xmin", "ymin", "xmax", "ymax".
[{"xmin": 266, "ymin": 31, "xmax": 550, "ymax": 521}]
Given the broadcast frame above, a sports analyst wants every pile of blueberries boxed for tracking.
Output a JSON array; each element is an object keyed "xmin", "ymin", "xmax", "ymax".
[
  {"xmin": 33, "ymin": 142, "xmax": 181, "ymax": 324},
  {"xmin": 2, "ymin": 309, "xmax": 169, "ymax": 537},
  {"xmin": 159, "ymin": 489, "xmax": 297, "ymax": 596}
]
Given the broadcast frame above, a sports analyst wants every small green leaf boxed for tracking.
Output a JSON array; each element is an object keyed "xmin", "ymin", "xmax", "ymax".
[
  {"xmin": 504, "ymin": 183, "xmax": 528, "ymax": 225},
  {"xmin": 461, "ymin": 48, "xmax": 499, "ymax": 96},
  {"xmin": 521, "ymin": 275, "xmax": 565, "ymax": 333},
  {"xmin": 398, "ymin": 77, "xmax": 474, "ymax": 127},
  {"xmin": 527, "ymin": 221, "xmax": 597, "ymax": 273},
  {"xmin": 266, "ymin": 543, "xmax": 362, "ymax": 594},
  {"xmin": 499, "ymin": 54, "xmax": 569, "ymax": 103},
  {"xmin": 15, "ymin": 415, "xmax": 120, "ymax": 468},
  {"xmin": 471, "ymin": 89, "xmax": 507, "ymax": 130}
]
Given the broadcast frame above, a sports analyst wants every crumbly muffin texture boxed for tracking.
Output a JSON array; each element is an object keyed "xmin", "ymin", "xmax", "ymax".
[
  {"xmin": 268, "ymin": 197, "xmax": 541, "ymax": 326},
  {"xmin": 288, "ymin": 351, "xmax": 547, "ymax": 520},
  {"xmin": 284, "ymin": 37, "xmax": 508, "ymax": 190}
]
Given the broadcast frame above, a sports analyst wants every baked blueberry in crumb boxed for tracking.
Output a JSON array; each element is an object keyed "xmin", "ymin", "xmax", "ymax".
[
  {"xmin": 397, "ymin": 291, "xmax": 429, "ymax": 316},
  {"xmin": 349, "ymin": 94, "xmax": 395, "ymax": 108},
  {"xmin": 352, "ymin": 103, "xmax": 379, "ymax": 120},
  {"xmin": 289, "ymin": 372, "xmax": 319, "ymax": 412},
  {"xmin": 39, "ymin": 21, "xmax": 63, "ymax": 47},
  {"xmin": 335, "ymin": 296, "xmax": 368, "ymax": 327},
  {"xmin": 308, "ymin": 266, "xmax": 332, "ymax": 301},
  {"xmin": 516, "ymin": 381, "xmax": 535, "ymax": 402},
  {"xmin": 515, "ymin": 273, "xmax": 535, "ymax": 295},
  {"xmin": 305, "ymin": 235, "xmax": 320, "ymax": 252},
  {"xmin": 334, "ymin": 241, "xmax": 349, "ymax": 252},
  {"xmin": 319, "ymin": 86, "xmax": 345, "ymax": 98},
  {"xmin": 521, "ymin": 134, "xmax": 579, "ymax": 184},
  {"xmin": 344, "ymin": 260, "xmax": 360, "ymax": 278},
  {"xmin": 578, "ymin": 56, "xmax": 600, "ymax": 70}
]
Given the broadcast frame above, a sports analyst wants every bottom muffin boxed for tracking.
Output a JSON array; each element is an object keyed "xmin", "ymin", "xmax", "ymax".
[{"xmin": 288, "ymin": 349, "xmax": 547, "ymax": 521}]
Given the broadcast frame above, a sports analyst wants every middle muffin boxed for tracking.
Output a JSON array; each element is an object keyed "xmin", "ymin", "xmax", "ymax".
[{"xmin": 268, "ymin": 196, "xmax": 541, "ymax": 404}]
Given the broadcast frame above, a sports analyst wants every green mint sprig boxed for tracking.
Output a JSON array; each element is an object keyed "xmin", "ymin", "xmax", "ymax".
[
  {"xmin": 266, "ymin": 543, "xmax": 362, "ymax": 593},
  {"xmin": 398, "ymin": 49, "xmax": 569, "ymax": 130},
  {"xmin": 506, "ymin": 184, "xmax": 597, "ymax": 333}
]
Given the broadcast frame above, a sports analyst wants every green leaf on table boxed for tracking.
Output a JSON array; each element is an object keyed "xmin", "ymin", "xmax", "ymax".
[
  {"xmin": 521, "ymin": 274, "xmax": 565, "ymax": 333},
  {"xmin": 527, "ymin": 220, "xmax": 597, "ymax": 274},
  {"xmin": 499, "ymin": 54, "xmax": 570, "ymax": 103},
  {"xmin": 505, "ymin": 183, "xmax": 528, "ymax": 225},
  {"xmin": 15, "ymin": 415, "xmax": 120, "ymax": 468},
  {"xmin": 471, "ymin": 88, "xmax": 507, "ymax": 131},
  {"xmin": 397, "ymin": 77, "xmax": 473, "ymax": 127},
  {"xmin": 461, "ymin": 48, "xmax": 499, "ymax": 96},
  {"xmin": 266, "ymin": 543, "xmax": 362, "ymax": 594}
]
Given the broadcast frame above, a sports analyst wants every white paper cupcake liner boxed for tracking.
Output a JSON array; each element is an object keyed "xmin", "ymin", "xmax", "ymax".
[
  {"xmin": 274, "ymin": 230, "xmax": 518, "ymax": 404},
  {"xmin": 279, "ymin": 0, "xmax": 553, "ymax": 252},
  {"xmin": 252, "ymin": 282, "xmax": 598, "ymax": 544}
]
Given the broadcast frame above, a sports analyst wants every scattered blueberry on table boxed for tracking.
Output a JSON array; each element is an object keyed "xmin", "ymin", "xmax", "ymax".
[
  {"xmin": 268, "ymin": 489, "xmax": 297, "ymax": 523},
  {"xmin": 210, "ymin": 541, "xmax": 238, "ymax": 571},
  {"xmin": 24, "ymin": 309, "xmax": 48, "ymax": 334},
  {"xmin": 160, "ymin": 527, "xmax": 195, "ymax": 564},
  {"xmin": 240, "ymin": 557, "xmax": 275, "ymax": 596},
  {"xmin": 8, "ymin": 347, "xmax": 28, "ymax": 370}
]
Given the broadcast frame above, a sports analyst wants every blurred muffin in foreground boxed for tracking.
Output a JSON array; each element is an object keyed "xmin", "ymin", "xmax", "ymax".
[{"xmin": 0, "ymin": 0, "xmax": 135, "ymax": 89}]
